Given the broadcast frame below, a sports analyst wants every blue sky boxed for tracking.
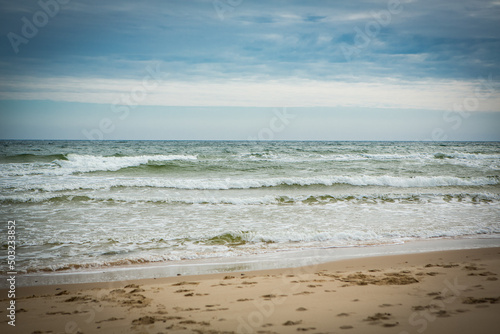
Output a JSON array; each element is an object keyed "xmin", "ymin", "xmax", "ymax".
[{"xmin": 0, "ymin": 0, "xmax": 499, "ymax": 140}]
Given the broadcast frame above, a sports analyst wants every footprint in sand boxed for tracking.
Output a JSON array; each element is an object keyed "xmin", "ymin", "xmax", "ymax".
[
  {"xmin": 96, "ymin": 317, "xmax": 125, "ymax": 323},
  {"xmin": 109, "ymin": 289, "xmax": 126, "ymax": 294},
  {"xmin": 339, "ymin": 325, "xmax": 353, "ymax": 329},
  {"xmin": 463, "ymin": 265, "xmax": 480, "ymax": 271},
  {"xmin": 383, "ymin": 322, "xmax": 399, "ymax": 327},
  {"xmin": 363, "ymin": 312, "xmax": 399, "ymax": 328},
  {"xmin": 433, "ymin": 310, "xmax": 450, "ymax": 318},
  {"xmin": 293, "ymin": 291, "xmax": 314, "ymax": 295},
  {"xmin": 241, "ymin": 281, "xmax": 258, "ymax": 285},
  {"xmin": 261, "ymin": 294, "xmax": 277, "ymax": 300},
  {"xmin": 363, "ymin": 312, "xmax": 392, "ymax": 322},
  {"xmin": 412, "ymin": 305, "xmax": 439, "ymax": 311},
  {"xmin": 46, "ymin": 311, "xmax": 72, "ymax": 315},
  {"xmin": 463, "ymin": 296, "xmax": 500, "ymax": 304},
  {"xmin": 379, "ymin": 303, "xmax": 393, "ymax": 307},
  {"xmin": 64, "ymin": 295, "xmax": 94, "ymax": 302},
  {"xmin": 425, "ymin": 263, "xmax": 459, "ymax": 269},
  {"xmin": 124, "ymin": 284, "xmax": 140, "ymax": 289},
  {"xmin": 172, "ymin": 281, "xmax": 200, "ymax": 286},
  {"xmin": 131, "ymin": 316, "xmax": 156, "ymax": 325}
]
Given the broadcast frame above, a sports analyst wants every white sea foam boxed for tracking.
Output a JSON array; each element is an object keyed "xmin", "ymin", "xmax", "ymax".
[
  {"xmin": 4, "ymin": 174, "xmax": 498, "ymax": 192},
  {"xmin": 237, "ymin": 152, "xmax": 500, "ymax": 163},
  {"xmin": 0, "ymin": 154, "xmax": 198, "ymax": 176},
  {"xmin": 2, "ymin": 151, "xmax": 499, "ymax": 177},
  {"xmin": 58, "ymin": 154, "xmax": 197, "ymax": 173},
  {"xmin": 19, "ymin": 224, "xmax": 500, "ymax": 273},
  {"xmin": 2, "ymin": 190, "xmax": 499, "ymax": 205}
]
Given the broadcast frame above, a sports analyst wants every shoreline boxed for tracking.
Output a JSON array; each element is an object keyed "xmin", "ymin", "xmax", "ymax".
[
  {"xmin": 9, "ymin": 236, "xmax": 500, "ymax": 288},
  {"xmin": 1, "ymin": 246, "xmax": 499, "ymax": 333}
]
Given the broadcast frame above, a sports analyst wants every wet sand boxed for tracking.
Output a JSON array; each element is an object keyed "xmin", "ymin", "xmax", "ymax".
[{"xmin": 1, "ymin": 247, "xmax": 499, "ymax": 333}]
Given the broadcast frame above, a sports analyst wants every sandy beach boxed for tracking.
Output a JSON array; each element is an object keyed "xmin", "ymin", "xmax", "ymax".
[{"xmin": 1, "ymin": 246, "xmax": 499, "ymax": 334}]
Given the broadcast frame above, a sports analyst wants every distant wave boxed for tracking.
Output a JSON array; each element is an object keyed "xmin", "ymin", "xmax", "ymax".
[
  {"xmin": 238, "ymin": 152, "xmax": 500, "ymax": 162},
  {"xmin": 1, "ymin": 151, "xmax": 499, "ymax": 176},
  {"xmin": 0, "ymin": 153, "xmax": 68, "ymax": 163}
]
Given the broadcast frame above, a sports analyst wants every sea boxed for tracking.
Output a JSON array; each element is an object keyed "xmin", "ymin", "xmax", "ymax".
[{"xmin": 1, "ymin": 140, "xmax": 499, "ymax": 276}]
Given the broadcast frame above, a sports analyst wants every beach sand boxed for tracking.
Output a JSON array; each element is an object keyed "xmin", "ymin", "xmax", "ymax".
[{"xmin": 1, "ymin": 247, "xmax": 499, "ymax": 334}]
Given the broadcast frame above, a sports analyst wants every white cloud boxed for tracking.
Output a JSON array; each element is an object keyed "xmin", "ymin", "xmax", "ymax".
[{"xmin": 1, "ymin": 75, "xmax": 498, "ymax": 111}]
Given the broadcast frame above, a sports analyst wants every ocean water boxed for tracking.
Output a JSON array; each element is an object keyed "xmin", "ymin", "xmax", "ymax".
[{"xmin": 0, "ymin": 140, "xmax": 499, "ymax": 274}]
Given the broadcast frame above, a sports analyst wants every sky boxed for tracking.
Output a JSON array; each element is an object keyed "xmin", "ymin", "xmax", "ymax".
[{"xmin": 0, "ymin": 0, "xmax": 499, "ymax": 140}]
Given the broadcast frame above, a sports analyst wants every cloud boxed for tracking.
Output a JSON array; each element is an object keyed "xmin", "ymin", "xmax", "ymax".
[
  {"xmin": 0, "ymin": 0, "xmax": 498, "ymax": 110},
  {"xmin": 1, "ymin": 73, "xmax": 498, "ymax": 111}
]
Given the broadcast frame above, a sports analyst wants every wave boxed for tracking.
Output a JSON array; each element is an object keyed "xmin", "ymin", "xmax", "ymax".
[
  {"xmin": 440, "ymin": 153, "xmax": 500, "ymax": 160},
  {"xmin": 4, "ymin": 175, "xmax": 498, "ymax": 193},
  {"xmin": 2, "ymin": 192, "xmax": 498, "ymax": 205},
  {"xmin": 238, "ymin": 152, "xmax": 500, "ymax": 162},
  {"xmin": 55, "ymin": 154, "xmax": 198, "ymax": 173},
  {"xmin": 2, "ymin": 151, "xmax": 499, "ymax": 176},
  {"xmin": 19, "ymin": 228, "xmax": 500, "ymax": 274},
  {"xmin": 0, "ymin": 154, "xmax": 198, "ymax": 176},
  {"xmin": 0, "ymin": 153, "xmax": 68, "ymax": 163}
]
